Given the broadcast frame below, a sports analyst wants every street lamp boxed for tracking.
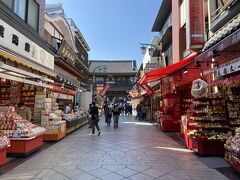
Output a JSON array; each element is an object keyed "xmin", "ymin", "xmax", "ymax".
[{"xmin": 140, "ymin": 43, "xmax": 162, "ymax": 56}]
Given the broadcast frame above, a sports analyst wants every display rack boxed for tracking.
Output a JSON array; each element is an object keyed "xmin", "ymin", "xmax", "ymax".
[
  {"xmin": 65, "ymin": 116, "xmax": 88, "ymax": 134},
  {"xmin": 21, "ymin": 85, "xmax": 36, "ymax": 119},
  {"xmin": 224, "ymin": 85, "xmax": 240, "ymax": 171},
  {"xmin": 186, "ymin": 97, "xmax": 228, "ymax": 155},
  {"xmin": 43, "ymin": 121, "xmax": 66, "ymax": 141},
  {"xmin": 160, "ymin": 94, "xmax": 181, "ymax": 132},
  {"xmin": 0, "ymin": 84, "xmax": 11, "ymax": 106}
]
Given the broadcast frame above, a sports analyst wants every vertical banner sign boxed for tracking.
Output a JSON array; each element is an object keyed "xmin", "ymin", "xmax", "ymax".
[
  {"xmin": 140, "ymin": 83, "xmax": 154, "ymax": 96},
  {"xmin": 100, "ymin": 84, "xmax": 110, "ymax": 96},
  {"xmin": 189, "ymin": 0, "xmax": 204, "ymax": 49},
  {"xmin": 129, "ymin": 90, "xmax": 139, "ymax": 98}
]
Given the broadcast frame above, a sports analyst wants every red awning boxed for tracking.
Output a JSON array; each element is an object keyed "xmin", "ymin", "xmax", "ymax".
[{"xmin": 139, "ymin": 52, "xmax": 200, "ymax": 84}]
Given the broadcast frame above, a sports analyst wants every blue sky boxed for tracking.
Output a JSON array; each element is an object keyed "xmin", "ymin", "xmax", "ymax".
[{"xmin": 46, "ymin": 0, "xmax": 162, "ymax": 68}]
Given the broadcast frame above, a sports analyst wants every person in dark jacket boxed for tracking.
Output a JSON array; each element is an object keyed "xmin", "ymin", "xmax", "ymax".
[
  {"xmin": 89, "ymin": 102, "xmax": 101, "ymax": 135},
  {"xmin": 105, "ymin": 105, "xmax": 112, "ymax": 126},
  {"xmin": 112, "ymin": 102, "xmax": 122, "ymax": 128}
]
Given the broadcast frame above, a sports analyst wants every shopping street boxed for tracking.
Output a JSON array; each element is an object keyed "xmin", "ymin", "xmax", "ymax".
[{"xmin": 0, "ymin": 116, "xmax": 238, "ymax": 180}]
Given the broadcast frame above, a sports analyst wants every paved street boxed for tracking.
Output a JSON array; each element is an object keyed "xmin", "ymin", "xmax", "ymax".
[{"xmin": 0, "ymin": 116, "xmax": 230, "ymax": 180}]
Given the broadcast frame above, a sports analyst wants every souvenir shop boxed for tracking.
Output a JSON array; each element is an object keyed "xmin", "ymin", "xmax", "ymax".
[
  {"xmin": 0, "ymin": 17, "xmax": 55, "ymax": 162},
  {"xmin": 141, "ymin": 27, "xmax": 240, "ymax": 170}
]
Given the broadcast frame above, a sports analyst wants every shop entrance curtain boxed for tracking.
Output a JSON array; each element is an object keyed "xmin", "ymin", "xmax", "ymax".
[{"xmin": 139, "ymin": 52, "xmax": 199, "ymax": 84}]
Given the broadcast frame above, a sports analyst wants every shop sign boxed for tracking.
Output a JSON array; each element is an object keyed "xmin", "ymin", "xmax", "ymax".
[
  {"xmin": 129, "ymin": 90, "xmax": 139, "ymax": 98},
  {"xmin": 75, "ymin": 92, "xmax": 81, "ymax": 106},
  {"xmin": 196, "ymin": 28, "xmax": 240, "ymax": 62},
  {"xmin": 100, "ymin": 84, "xmax": 110, "ymax": 96},
  {"xmin": 215, "ymin": 58, "xmax": 240, "ymax": 78},
  {"xmin": 191, "ymin": 79, "xmax": 208, "ymax": 98},
  {"xmin": 0, "ymin": 19, "xmax": 54, "ymax": 70},
  {"xmin": 144, "ymin": 63, "xmax": 159, "ymax": 73},
  {"xmin": 96, "ymin": 84, "xmax": 104, "ymax": 93},
  {"xmin": 49, "ymin": 84, "xmax": 76, "ymax": 95},
  {"xmin": 189, "ymin": 0, "xmax": 204, "ymax": 49},
  {"xmin": 57, "ymin": 40, "xmax": 77, "ymax": 65},
  {"xmin": 53, "ymin": 92, "xmax": 73, "ymax": 100},
  {"xmin": 139, "ymin": 83, "xmax": 154, "ymax": 96}
]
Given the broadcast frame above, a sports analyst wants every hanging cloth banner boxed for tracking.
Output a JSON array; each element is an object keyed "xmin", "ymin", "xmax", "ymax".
[
  {"xmin": 100, "ymin": 84, "xmax": 111, "ymax": 96},
  {"xmin": 139, "ymin": 83, "xmax": 154, "ymax": 96}
]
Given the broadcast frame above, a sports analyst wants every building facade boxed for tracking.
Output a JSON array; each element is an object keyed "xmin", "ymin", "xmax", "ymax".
[
  {"xmin": 89, "ymin": 60, "xmax": 137, "ymax": 104},
  {"xmin": 44, "ymin": 4, "xmax": 90, "ymax": 110}
]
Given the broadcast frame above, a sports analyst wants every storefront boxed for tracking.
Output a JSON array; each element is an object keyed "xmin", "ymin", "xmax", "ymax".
[
  {"xmin": 139, "ymin": 52, "xmax": 200, "ymax": 132},
  {"xmin": 0, "ymin": 18, "xmax": 54, "ymax": 158},
  {"xmin": 192, "ymin": 26, "xmax": 240, "ymax": 166}
]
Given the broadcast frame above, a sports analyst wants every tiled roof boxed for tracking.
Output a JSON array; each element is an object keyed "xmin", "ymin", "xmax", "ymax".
[
  {"xmin": 89, "ymin": 60, "xmax": 138, "ymax": 74},
  {"xmin": 203, "ymin": 13, "xmax": 240, "ymax": 51}
]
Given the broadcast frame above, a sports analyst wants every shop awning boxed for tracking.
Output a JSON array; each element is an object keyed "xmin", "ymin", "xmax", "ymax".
[
  {"xmin": 139, "ymin": 52, "xmax": 199, "ymax": 84},
  {"xmin": 0, "ymin": 62, "xmax": 53, "ymax": 88},
  {"xmin": 0, "ymin": 47, "xmax": 56, "ymax": 77}
]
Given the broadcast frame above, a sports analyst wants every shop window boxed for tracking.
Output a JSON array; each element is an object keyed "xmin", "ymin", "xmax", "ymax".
[
  {"xmin": 14, "ymin": 0, "xmax": 27, "ymax": 20},
  {"xmin": 27, "ymin": 0, "xmax": 39, "ymax": 30},
  {"xmin": 96, "ymin": 77, "xmax": 104, "ymax": 82},
  {"xmin": 1, "ymin": 0, "xmax": 39, "ymax": 32}
]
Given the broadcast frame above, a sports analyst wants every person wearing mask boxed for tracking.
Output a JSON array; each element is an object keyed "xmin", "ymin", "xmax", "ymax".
[
  {"xmin": 112, "ymin": 102, "xmax": 122, "ymax": 128},
  {"xmin": 17, "ymin": 102, "xmax": 31, "ymax": 122},
  {"xmin": 89, "ymin": 102, "xmax": 101, "ymax": 135}
]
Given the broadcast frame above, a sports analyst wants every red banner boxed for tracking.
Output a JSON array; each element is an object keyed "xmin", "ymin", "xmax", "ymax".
[
  {"xmin": 129, "ymin": 90, "xmax": 139, "ymax": 98},
  {"xmin": 139, "ymin": 83, "xmax": 154, "ymax": 96},
  {"xmin": 100, "ymin": 84, "xmax": 110, "ymax": 96},
  {"xmin": 189, "ymin": 0, "xmax": 204, "ymax": 49}
]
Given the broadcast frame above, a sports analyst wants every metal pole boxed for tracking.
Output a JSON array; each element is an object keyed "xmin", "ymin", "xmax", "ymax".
[{"xmin": 92, "ymin": 69, "xmax": 95, "ymax": 102}]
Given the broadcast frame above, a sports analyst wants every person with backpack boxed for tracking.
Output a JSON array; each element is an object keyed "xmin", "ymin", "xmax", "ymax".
[{"xmin": 89, "ymin": 102, "xmax": 101, "ymax": 135}]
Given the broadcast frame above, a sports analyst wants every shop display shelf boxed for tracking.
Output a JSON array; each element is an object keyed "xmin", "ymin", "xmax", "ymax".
[
  {"xmin": 43, "ymin": 131, "xmax": 65, "ymax": 141},
  {"xmin": 188, "ymin": 125, "xmax": 229, "ymax": 129},
  {"xmin": 7, "ymin": 135, "xmax": 44, "ymax": 157},
  {"xmin": 193, "ymin": 97, "xmax": 224, "ymax": 100},
  {"xmin": 188, "ymin": 136, "xmax": 225, "ymax": 155},
  {"xmin": 0, "ymin": 92, "xmax": 10, "ymax": 95},
  {"xmin": 43, "ymin": 121, "xmax": 66, "ymax": 141},
  {"xmin": 0, "ymin": 146, "xmax": 8, "ymax": 166}
]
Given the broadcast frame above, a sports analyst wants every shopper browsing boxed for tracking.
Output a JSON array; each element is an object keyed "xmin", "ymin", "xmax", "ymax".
[
  {"xmin": 17, "ymin": 102, "xmax": 31, "ymax": 122},
  {"xmin": 65, "ymin": 104, "xmax": 71, "ymax": 114}
]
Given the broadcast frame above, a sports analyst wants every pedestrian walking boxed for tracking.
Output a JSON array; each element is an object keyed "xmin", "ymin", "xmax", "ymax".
[
  {"xmin": 103, "ymin": 103, "xmax": 108, "ymax": 124},
  {"xmin": 105, "ymin": 105, "xmax": 112, "ymax": 126},
  {"xmin": 87, "ymin": 103, "xmax": 92, "ymax": 128},
  {"xmin": 112, "ymin": 102, "xmax": 122, "ymax": 128},
  {"xmin": 142, "ymin": 105, "xmax": 148, "ymax": 121},
  {"xmin": 89, "ymin": 102, "xmax": 101, "ymax": 135},
  {"xmin": 135, "ymin": 103, "xmax": 142, "ymax": 121}
]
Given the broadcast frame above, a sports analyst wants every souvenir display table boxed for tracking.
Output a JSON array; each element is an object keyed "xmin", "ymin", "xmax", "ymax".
[{"xmin": 0, "ymin": 112, "xmax": 45, "ymax": 156}]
